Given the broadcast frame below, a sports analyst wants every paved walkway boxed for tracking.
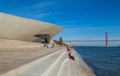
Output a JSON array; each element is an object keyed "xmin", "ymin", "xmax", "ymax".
[
  {"xmin": 1, "ymin": 48, "xmax": 96, "ymax": 76},
  {"xmin": 0, "ymin": 47, "xmax": 62, "ymax": 75}
]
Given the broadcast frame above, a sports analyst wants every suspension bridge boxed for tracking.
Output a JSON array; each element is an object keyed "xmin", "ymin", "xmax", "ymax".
[{"xmin": 63, "ymin": 32, "xmax": 120, "ymax": 47}]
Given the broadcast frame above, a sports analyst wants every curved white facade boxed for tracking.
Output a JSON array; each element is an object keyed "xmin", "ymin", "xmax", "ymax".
[{"xmin": 0, "ymin": 12, "xmax": 62, "ymax": 42}]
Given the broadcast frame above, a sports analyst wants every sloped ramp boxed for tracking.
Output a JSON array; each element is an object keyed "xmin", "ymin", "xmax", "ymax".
[{"xmin": 1, "ymin": 48, "xmax": 96, "ymax": 76}]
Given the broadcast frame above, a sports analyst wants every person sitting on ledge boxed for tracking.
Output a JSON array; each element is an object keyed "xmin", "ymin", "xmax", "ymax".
[{"xmin": 68, "ymin": 51, "xmax": 75, "ymax": 61}]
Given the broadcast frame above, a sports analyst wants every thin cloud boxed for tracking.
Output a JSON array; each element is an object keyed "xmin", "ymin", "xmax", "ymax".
[
  {"xmin": 33, "ymin": 11, "xmax": 61, "ymax": 19},
  {"xmin": 64, "ymin": 27, "xmax": 105, "ymax": 32},
  {"xmin": 33, "ymin": 12, "xmax": 52, "ymax": 19},
  {"xmin": 33, "ymin": 2, "xmax": 54, "ymax": 9},
  {"xmin": 4, "ymin": 1, "xmax": 61, "ymax": 19}
]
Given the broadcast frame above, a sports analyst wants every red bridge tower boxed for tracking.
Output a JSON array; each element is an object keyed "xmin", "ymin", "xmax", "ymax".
[{"xmin": 106, "ymin": 32, "xmax": 108, "ymax": 48}]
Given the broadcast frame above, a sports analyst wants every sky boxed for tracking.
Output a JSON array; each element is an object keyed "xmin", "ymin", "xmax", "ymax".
[{"xmin": 0, "ymin": 0, "xmax": 120, "ymax": 46}]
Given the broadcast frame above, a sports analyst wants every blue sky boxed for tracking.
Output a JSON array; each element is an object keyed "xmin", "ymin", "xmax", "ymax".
[{"xmin": 0, "ymin": 0, "xmax": 120, "ymax": 46}]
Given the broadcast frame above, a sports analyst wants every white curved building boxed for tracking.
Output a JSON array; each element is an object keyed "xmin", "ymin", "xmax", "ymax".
[{"xmin": 0, "ymin": 12, "xmax": 62, "ymax": 43}]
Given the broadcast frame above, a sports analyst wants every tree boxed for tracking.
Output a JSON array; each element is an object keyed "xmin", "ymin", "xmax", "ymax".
[{"xmin": 59, "ymin": 37, "xmax": 63, "ymax": 45}]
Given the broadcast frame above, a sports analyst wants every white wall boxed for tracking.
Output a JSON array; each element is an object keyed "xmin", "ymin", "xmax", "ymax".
[{"xmin": 0, "ymin": 13, "xmax": 62, "ymax": 42}]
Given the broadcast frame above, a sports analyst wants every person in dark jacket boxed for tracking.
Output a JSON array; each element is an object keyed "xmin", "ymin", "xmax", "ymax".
[{"xmin": 68, "ymin": 51, "xmax": 75, "ymax": 61}]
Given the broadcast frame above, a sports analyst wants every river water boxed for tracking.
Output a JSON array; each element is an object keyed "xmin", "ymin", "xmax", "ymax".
[{"xmin": 73, "ymin": 46, "xmax": 120, "ymax": 76}]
